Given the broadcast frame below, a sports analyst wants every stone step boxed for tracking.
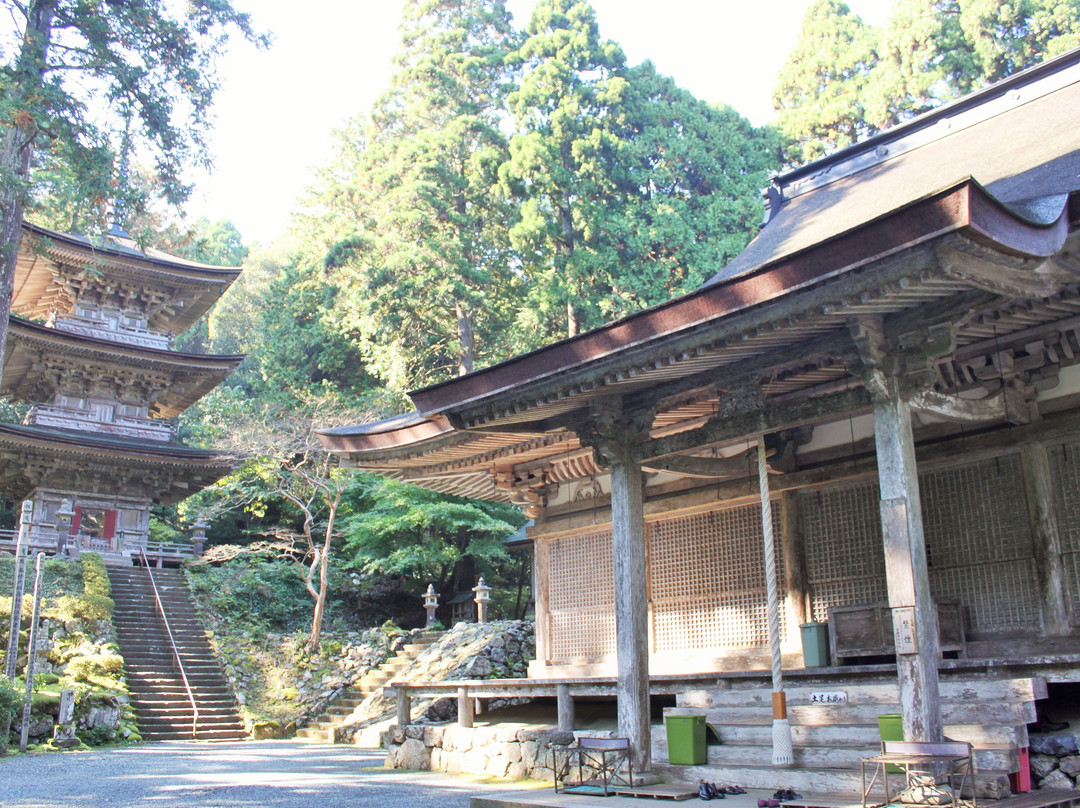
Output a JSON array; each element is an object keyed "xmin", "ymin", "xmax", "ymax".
[
  {"xmin": 673, "ymin": 700, "xmax": 1036, "ymax": 727},
  {"xmin": 678, "ymin": 678, "xmax": 1046, "ymax": 709},
  {"xmin": 659, "ymin": 763, "xmax": 1012, "ymax": 800},
  {"xmin": 651, "ymin": 736, "xmax": 1016, "ymax": 772}
]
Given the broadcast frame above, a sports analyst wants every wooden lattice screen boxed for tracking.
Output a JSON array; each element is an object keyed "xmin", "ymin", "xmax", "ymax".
[
  {"xmin": 540, "ymin": 501, "xmax": 784, "ymax": 666},
  {"xmin": 1049, "ymin": 441, "xmax": 1080, "ymax": 623},
  {"xmin": 649, "ymin": 504, "xmax": 786, "ymax": 651},
  {"xmin": 802, "ymin": 453, "xmax": 1041, "ymax": 634}
]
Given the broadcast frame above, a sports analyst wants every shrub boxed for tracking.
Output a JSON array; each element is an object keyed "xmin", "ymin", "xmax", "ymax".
[
  {"xmin": 79, "ymin": 554, "xmax": 110, "ymax": 598},
  {"xmin": 65, "ymin": 655, "xmax": 123, "ymax": 682},
  {"xmin": 54, "ymin": 593, "xmax": 114, "ymax": 621}
]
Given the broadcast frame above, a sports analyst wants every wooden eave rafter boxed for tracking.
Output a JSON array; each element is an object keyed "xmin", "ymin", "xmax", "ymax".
[{"xmin": 14, "ymin": 226, "xmax": 240, "ymax": 333}]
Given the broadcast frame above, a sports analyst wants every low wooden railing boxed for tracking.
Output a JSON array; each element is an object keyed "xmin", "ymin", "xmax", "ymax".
[{"xmin": 383, "ymin": 673, "xmax": 728, "ymax": 731}]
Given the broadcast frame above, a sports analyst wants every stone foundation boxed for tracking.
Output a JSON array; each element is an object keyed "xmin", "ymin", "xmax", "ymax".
[
  {"xmin": 1030, "ymin": 731, "xmax": 1080, "ymax": 790},
  {"xmin": 382, "ymin": 724, "xmax": 617, "ymax": 780}
]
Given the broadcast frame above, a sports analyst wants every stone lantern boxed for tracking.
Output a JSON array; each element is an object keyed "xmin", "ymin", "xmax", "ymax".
[
  {"xmin": 191, "ymin": 513, "xmax": 210, "ymax": 557},
  {"xmin": 423, "ymin": 584, "xmax": 440, "ymax": 628},
  {"xmin": 473, "ymin": 577, "xmax": 492, "ymax": 624},
  {"xmin": 55, "ymin": 499, "xmax": 75, "ymax": 556}
]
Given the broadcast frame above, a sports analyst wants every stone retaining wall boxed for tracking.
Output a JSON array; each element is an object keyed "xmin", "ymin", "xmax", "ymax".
[{"xmin": 383, "ymin": 725, "xmax": 614, "ymax": 780}]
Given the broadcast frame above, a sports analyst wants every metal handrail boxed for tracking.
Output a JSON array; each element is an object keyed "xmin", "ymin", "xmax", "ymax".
[{"xmin": 138, "ymin": 550, "xmax": 199, "ymax": 739}]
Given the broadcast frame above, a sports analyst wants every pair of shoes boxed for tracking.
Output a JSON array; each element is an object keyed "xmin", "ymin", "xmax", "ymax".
[
  {"xmin": 757, "ymin": 799, "xmax": 780, "ymax": 807},
  {"xmin": 720, "ymin": 786, "xmax": 746, "ymax": 795},
  {"xmin": 772, "ymin": 789, "xmax": 803, "ymax": 802},
  {"xmin": 699, "ymin": 782, "xmax": 727, "ymax": 800}
]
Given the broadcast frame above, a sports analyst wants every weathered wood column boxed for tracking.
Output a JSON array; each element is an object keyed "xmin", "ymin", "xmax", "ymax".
[
  {"xmin": 855, "ymin": 317, "xmax": 944, "ymax": 744},
  {"xmin": 871, "ymin": 383, "xmax": 943, "ymax": 742},
  {"xmin": 1021, "ymin": 441, "xmax": 1071, "ymax": 634},
  {"xmin": 780, "ymin": 490, "xmax": 810, "ymax": 642},
  {"xmin": 609, "ymin": 437, "xmax": 651, "ymax": 772},
  {"xmin": 579, "ymin": 398, "xmax": 653, "ymax": 773}
]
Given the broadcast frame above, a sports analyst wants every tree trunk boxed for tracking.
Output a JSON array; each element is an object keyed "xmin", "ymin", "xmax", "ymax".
[
  {"xmin": 456, "ymin": 300, "xmax": 475, "ymax": 375},
  {"xmin": 307, "ymin": 490, "xmax": 341, "ymax": 649},
  {"xmin": 0, "ymin": 0, "xmax": 56, "ymax": 386}
]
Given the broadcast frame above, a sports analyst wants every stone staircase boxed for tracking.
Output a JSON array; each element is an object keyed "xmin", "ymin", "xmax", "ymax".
[
  {"xmin": 656, "ymin": 673, "xmax": 1044, "ymax": 799},
  {"xmin": 109, "ymin": 566, "xmax": 248, "ymax": 742},
  {"xmin": 295, "ymin": 630, "xmax": 442, "ymax": 743}
]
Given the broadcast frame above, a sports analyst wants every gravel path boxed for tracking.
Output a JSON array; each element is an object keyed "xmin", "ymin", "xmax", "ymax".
[{"xmin": 0, "ymin": 740, "xmax": 531, "ymax": 808}]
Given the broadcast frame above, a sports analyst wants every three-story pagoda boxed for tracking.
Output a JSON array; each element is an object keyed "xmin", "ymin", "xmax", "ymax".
[{"xmin": 0, "ymin": 222, "xmax": 243, "ymax": 562}]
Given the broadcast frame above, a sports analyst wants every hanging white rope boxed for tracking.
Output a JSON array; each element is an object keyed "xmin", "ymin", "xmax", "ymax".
[{"xmin": 759, "ymin": 440, "xmax": 794, "ymax": 767}]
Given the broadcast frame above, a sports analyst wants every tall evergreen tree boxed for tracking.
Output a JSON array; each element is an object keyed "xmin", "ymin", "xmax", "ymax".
[
  {"xmin": 772, "ymin": 0, "xmax": 878, "ymax": 161},
  {"xmin": 775, "ymin": 0, "xmax": 1080, "ymax": 162},
  {"xmin": 502, "ymin": 0, "xmax": 631, "ymax": 339},
  {"xmin": 320, "ymin": 0, "xmax": 521, "ymax": 390}
]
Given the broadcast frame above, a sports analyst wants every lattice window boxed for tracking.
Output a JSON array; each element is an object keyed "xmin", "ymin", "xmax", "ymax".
[
  {"xmin": 649, "ymin": 503, "xmax": 786, "ymax": 652},
  {"xmin": 802, "ymin": 483, "xmax": 887, "ymax": 622},
  {"xmin": 921, "ymin": 455, "xmax": 1039, "ymax": 632},
  {"xmin": 1049, "ymin": 442, "xmax": 1080, "ymax": 619},
  {"xmin": 545, "ymin": 531, "xmax": 616, "ymax": 663},
  {"xmin": 803, "ymin": 455, "xmax": 1041, "ymax": 633}
]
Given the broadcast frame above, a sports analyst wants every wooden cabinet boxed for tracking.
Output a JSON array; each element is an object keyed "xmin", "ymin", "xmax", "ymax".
[{"xmin": 828, "ymin": 601, "xmax": 966, "ymax": 663}]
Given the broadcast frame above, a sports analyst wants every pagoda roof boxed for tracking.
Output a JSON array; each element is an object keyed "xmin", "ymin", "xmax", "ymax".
[
  {"xmin": 2, "ymin": 316, "xmax": 244, "ymax": 418},
  {"xmin": 0, "ymin": 423, "xmax": 234, "ymax": 504},
  {"xmin": 13, "ymin": 223, "xmax": 241, "ymax": 334},
  {"xmin": 318, "ymin": 49, "xmax": 1080, "ymax": 502}
]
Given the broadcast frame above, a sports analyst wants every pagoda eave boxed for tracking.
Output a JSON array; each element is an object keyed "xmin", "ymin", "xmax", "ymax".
[{"xmin": 0, "ymin": 424, "xmax": 235, "ymax": 505}]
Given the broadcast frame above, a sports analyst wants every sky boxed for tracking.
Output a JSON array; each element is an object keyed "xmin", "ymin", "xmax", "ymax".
[{"xmin": 187, "ymin": 0, "xmax": 893, "ymax": 245}]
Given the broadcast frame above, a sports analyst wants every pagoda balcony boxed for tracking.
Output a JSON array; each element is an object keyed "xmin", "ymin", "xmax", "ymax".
[
  {"xmin": 52, "ymin": 314, "xmax": 173, "ymax": 350},
  {"xmin": 26, "ymin": 404, "xmax": 177, "ymax": 441}
]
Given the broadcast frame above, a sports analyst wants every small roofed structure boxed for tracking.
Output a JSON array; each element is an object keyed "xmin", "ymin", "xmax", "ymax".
[
  {"xmin": 320, "ymin": 50, "xmax": 1080, "ymax": 781},
  {"xmin": 1, "ymin": 222, "xmax": 243, "ymax": 564}
]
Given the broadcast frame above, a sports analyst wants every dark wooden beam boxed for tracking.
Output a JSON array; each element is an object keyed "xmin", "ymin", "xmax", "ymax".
[{"xmin": 639, "ymin": 387, "xmax": 872, "ymax": 462}]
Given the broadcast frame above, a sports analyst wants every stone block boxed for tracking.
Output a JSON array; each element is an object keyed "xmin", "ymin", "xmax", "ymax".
[
  {"xmin": 1031, "ymin": 754, "xmax": 1060, "ymax": 780},
  {"xmin": 398, "ymin": 737, "xmax": 431, "ymax": 770},
  {"xmin": 504, "ymin": 743, "xmax": 522, "ymax": 764},
  {"xmin": 252, "ymin": 721, "xmax": 282, "ymax": 740},
  {"xmin": 1038, "ymin": 769, "xmax": 1075, "ymax": 790},
  {"xmin": 521, "ymin": 740, "xmax": 540, "ymax": 769},
  {"xmin": 495, "ymin": 726, "xmax": 519, "ymax": 743},
  {"xmin": 444, "ymin": 751, "xmax": 464, "ymax": 774},
  {"xmin": 507, "ymin": 761, "xmax": 529, "ymax": 780},
  {"xmin": 484, "ymin": 755, "xmax": 509, "ymax": 778},
  {"xmin": 405, "ymin": 725, "xmax": 423, "ymax": 740},
  {"xmin": 1060, "ymin": 755, "xmax": 1080, "ymax": 778},
  {"xmin": 423, "ymin": 725, "xmax": 444, "ymax": 747},
  {"xmin": 431, "ymin": 747, "xmax": 443, "ymax": 770},
  {"xmin": 387, "ymin": 725, "xmax": 406, "ymax": 745}
]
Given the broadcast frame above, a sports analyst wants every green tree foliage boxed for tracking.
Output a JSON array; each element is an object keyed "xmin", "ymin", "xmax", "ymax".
[
  {"xmin": 310, "ymin": 0, "xmax": 522, "ymax": 391},
  {"xmin": 772, "ymin": 0, "xmax": 878, "ymax": 160},
  {"xmin": 341, "ymin": 476, "xmax": 525, "ymax": 608},
  {"xmin": 774, "ymin": 0, "xmax": 1080, "ymax": 162},
  {"xmin": 503, "ymin": 0, "xmax": 783, "ymax": 342},
  {"xmin": 502, "ymin": 0, "xmax": 631, "ymax": 339},
  {"xmin": 0, "ymin": 0, "xmax": 266, "ymax": 384}
]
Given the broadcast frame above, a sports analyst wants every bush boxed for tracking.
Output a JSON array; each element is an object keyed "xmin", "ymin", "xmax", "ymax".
[
  {"xmin": 79, "ymin": 554, "xmax": 110, "ymax": 598},
  {"xmin": 65, "ymin": 655, "xmax": 123, "ymax": 682},
  {"xmin": 53, "ymin": 593, "xmax": 114, "ymax": 621}
]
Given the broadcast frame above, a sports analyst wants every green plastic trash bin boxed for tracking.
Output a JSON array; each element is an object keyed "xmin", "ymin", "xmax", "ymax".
[
  {"xmin": 800, "ymin": 622, "xmax": 831, "ymax": 667},
  {"xmin": 665, "ymin": 715, "xmax": 707, "ymax": 765},
  {"xmin": 877, "ymin": 713, "xmax": 904, "ymax": 773}
]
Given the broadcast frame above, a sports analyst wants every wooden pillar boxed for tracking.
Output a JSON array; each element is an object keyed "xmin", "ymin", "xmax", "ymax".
[
  {"xmin": 872, "ymin": 388, "xmax": 943, "ymax": 743},
  {"xmin": 609, "ymin": 440, "xmax": 651, "ymax": 773},
  {"xmin": 457, "ymin": 687, "xmax": 475, "ymax": 728},
  {"xmin": 781, "ymin": 490, "xmax": 810, "ymax": 645},
  {"xmin": 557, "ymin": 683, "xmax": 575, "ymax": 731},
  {"xmin": 1021, "ymin": 442, "xmax": 1071, "ymax": 634},
  {"xmin": 395, "ymin": 688, "xmax": 411, "ymax": 727}
]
